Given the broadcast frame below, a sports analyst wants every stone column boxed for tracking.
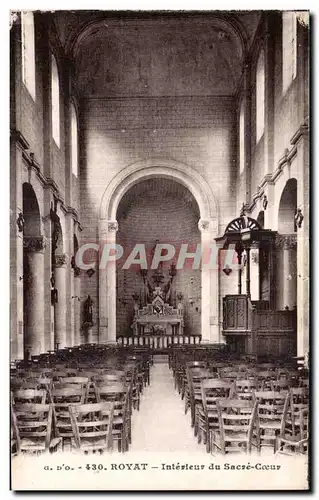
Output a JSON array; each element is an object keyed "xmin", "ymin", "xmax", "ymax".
[
  {"xmin": 275, "ymin": 234, "xmax": 297, "ymax": 310},
  {"xmin": 198, "ymin": 219, "xmax": 220, "ymax": 343},
  {"xmin": 74, "ymin": 274, "xmax": 81, "ymax": 346},
  {"xmin": 98, "ymin": 220, "xmax": 118, "ymax": 343},
  {"xmin": 250, "ymin": 246, "xmax": 260, "ymax": 301},
  {"xmin": 23, "ymin": 236, "xmax": 45, "ymax": 357},
  {"xmin": 292, "ymin": 128, "xmax": 309, "ymax": 361},
  {"xmin": 54, "ymin": 254, "xmax": 67, "ymax": 349}
]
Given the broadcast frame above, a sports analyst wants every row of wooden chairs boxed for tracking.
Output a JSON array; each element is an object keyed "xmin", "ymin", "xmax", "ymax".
[
  {"xmin": 11, "ymin": 349, "xmax": 153, "ymax": 455},
  {"xmin": 171, "ymin": 352, "xmax": 308, "ymax": 455},
  {"xmin": 11, "ymin": 400, "xmax": 117, "ymax": 455}
]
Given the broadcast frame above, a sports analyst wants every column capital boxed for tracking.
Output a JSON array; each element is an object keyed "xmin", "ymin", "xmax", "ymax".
[
  {"xmin": 54, "ymin": 253, "xmax": 68, "ymax": 268},
  {"xmin": 275, "ymin": 234, "xmax": 297, "ymax": 250},
  {"xmin": 198, "ymin": 218, "xmax": 218, "ymax": 233},
  {"xmin": 108, "ymin": 220, "xmax": 119, "ymax": 232},
  {"xmin": 23, "ymin": 236, "xmax": 46, "ymax": 252}
]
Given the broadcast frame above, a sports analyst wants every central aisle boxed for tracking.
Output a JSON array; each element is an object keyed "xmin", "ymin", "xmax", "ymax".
[{"xmin": 131, "ymin": 360, "xmax": 205, "ymax": 452}]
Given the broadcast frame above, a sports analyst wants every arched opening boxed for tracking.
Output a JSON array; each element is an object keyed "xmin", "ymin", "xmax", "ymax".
[
  {"xmin": 278, "ymin": 178, "xmax": 297, "ymax": 233},
  {"xmin": 23, "ymin": 183, "xmax": 41, "ymax": 236},
  {"xmin": 276, "ymin": 178, "xmax": 297, "ymax": 310},
  {"xmin": 98, "ymin": 159, "xmax": 219, "ymax": 345},
  {"xmin": 22, "ymin": 183, "xmax": 43, "ymax": 358},
  {"xmin": 116, "ymin": 177, "xmax": 201, "ymax": 339},
  {"xmin": 256, "ymin": 210, "xmax": 265, "ymax": 229}
]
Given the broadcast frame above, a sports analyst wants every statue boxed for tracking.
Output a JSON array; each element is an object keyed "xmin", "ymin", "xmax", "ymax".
[{"xmin": 84, "ymin": 295, "xmax": 94, "ymax": 326}]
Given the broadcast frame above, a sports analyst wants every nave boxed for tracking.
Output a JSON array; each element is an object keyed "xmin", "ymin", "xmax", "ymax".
[{"xmin": 11, "ymin": 344, "xmax": 309, "ymax": 458}]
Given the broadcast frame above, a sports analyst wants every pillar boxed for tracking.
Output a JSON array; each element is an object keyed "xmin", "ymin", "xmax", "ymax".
[
  {"xmin": 292, "ymin": 128, "xmax": 309, "ymax": 362},
  {"xmin": 198, "ymin": 219, "xmax": 220, "ymax": 343},
  {"xmin": 282, "ymin": 238, "xmax": 297, "ymax": 308},
  {"xmin": 275, "ymin": 234, "xmax": 297, "ymax": 310},
  {"xmin": 98, "ymin": 220, "xmax": 118, "ymax": 344},
  {"xmin": 74, "ymin": 274, "xmax": 81, "ymax": 345},
  {"xmin": 250, "ymin": 246, "xmax": 260, "ymax": 301},
  {"xmin": 54, "ymin": 254, "xmax": 67, "ymax": 349},
  {"xmin": 24, "ymin": 236, "xmax": 45, "ymax": 357}
]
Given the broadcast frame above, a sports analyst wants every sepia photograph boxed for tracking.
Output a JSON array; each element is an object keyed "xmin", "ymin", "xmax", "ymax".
[{"xmin": 9, "ymin": 8, "xmax": 310, "ymax": 491}]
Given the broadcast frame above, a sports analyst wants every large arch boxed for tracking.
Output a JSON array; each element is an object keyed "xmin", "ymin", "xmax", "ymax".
[
  {"xmin": 98, "ymin": 158, "xmax": 220, "ymax": 345},
  {"xmin": 278, "ymin": 178, "xmax": 297, "ymax": 233},
  {"xmin": 100, "ymin": 158, "xmax": 218, "ymax": 222}
]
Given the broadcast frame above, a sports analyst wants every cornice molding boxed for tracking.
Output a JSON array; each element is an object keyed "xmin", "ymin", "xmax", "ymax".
[
  {"xmin": 12, "ymin": 127, "xmax": 82, "ymax": 228},
  {"xmin": 246, "ymin": 122, "xmax": 309, "ymax": 213},
  {"xmin": 290, "ymin": 122, "xmax": 309, "ymax": 146},
  {"xmin": 10, "ymin": 128, "xmax": 30, "ymax": 150}
]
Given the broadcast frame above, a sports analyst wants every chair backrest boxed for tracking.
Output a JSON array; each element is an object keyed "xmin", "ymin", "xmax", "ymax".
[
  {"xmin": 289, "ymin": 387, "xmax": 309, "ymax": 413},
  {"xmin": 186, "ymin": 361, "xmax": 206, "ymax": 370},
  {"xmin": 96, "ymin": 384, "xmax": 126, "ymax": 400},
  {"xmin": 94, "ymin": 373, "xmax": 126, "ymax": 385},
  {"xmin": 219, "ymin": 370, "xmax": 241, "ymax": 381},
  {"xmin": 50, "ymin": 386, "xmax": 86, "ymax": 406},
  {"xmin": 201, "ymin": 379, "xmax": 234, "ymax": 416},
  {"xmin": 235, "ymin": 379, "xmax": 257, "ymax": 400},
  {"xmin": 11, "ymin": 378, "xmax": 26, "ymax": 390},
  {"xmin": 216, "ymin": 398, "xmax": 258, "ymax": 444},
  {"xmin": 12, "ymin": 389, "xmax": 47, "ymax": 404},
  {"xmin": 69, "ymin": 402, "xmax": 114, "ymax": 451},
  {"xmin": 253, "ymin": 390, "xmax": 290, "ymax": 433},
  {"xmin": 271, "ymin": 379, "xmax": 292, "ymax": 391},
  {"xmin": 59, "ymin": 377, "xmax": 89, "ymax": 385},
  {"xmin": 51, "ymin": 370, "xmax": 77, "ymax": 380},
  {"xmin": 12, "ymin": 403, "xmax": 53, "ymax": 452}
]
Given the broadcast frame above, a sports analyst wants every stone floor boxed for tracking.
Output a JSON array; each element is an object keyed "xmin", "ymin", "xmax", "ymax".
[{"xmin": 131, "ymin": 359, "xmax": 205, "ymax": 453}]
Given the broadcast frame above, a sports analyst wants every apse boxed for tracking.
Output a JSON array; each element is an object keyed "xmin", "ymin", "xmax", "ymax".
[{"xmin": 116, "ymin": 177, "xmax": 201, "ymax": 338}]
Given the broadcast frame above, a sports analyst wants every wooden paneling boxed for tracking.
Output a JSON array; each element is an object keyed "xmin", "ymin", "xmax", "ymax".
[
  {"xmin": 223, "ymin": 295, "xmax": 249, "ymax": 331},
  {"xmin": 222, "ymin": 294, "xmax": 297, "ymax": 357}
]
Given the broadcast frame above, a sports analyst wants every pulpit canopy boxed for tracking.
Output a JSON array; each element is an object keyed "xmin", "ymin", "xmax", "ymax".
[{"xmin": 215, "ymin": 206, "xmax": 276, "ymax": 250}]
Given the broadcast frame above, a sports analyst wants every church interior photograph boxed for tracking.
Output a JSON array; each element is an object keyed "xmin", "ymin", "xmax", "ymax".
[{"xmin": 10, "ymin": 10, "xmax": 309, "ymax": 464}]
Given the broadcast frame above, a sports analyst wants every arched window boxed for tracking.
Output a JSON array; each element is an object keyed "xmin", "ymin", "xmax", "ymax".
[
  {"xmin": 239, "ymin": 100, "xmax": 245, "ymax": 174},
  {"xmin": 71, "ymin": 103, "xmax": 78, "ymax": 177},
  {"xmin": 51, "ymin": 54, "xmax": 60, "ymax": 147},
  {"xmin": 256, "ymin": 49, "xmax": 265, "ymax": 143},
  {"xmin": 282, "ymin": 12, "xmax": 297, "ymax": 94},
  {"xmin": 21, "ymin": 11, "xmax": 36, "ymax": 100}
]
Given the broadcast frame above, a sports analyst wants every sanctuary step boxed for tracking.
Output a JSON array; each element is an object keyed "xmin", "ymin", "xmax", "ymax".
[{"xmin": 153, "ymin": 354, "xmax": 168, "ymax": 364}]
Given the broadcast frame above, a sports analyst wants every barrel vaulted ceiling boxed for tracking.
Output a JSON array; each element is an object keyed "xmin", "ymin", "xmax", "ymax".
[{"xmin": 52, "ymin": 11, "xmax": 262, "ymax": 98}]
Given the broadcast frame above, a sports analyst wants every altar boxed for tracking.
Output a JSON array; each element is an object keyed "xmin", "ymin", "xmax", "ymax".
[{"xmin": 132, "ymin": 287, "xmax": 184, "ymax": 336}]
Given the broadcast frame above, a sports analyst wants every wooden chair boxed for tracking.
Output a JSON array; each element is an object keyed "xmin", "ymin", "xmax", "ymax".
[
  {"xmin": 234, "ymin": 379, "xmax": 257, "ymax": 404},
  {"xmin": 212, "ymin": 398, "xmax": 258, "ymax": 454},
  {"xmin": 253, "ymin": 391, "xmax": 290, "ymax": 452},
  {"xmin": 50, "ymin": 387, "xmax": 86, "ymax": 449},
  {"xmin": 256, "ymin": 371, "xmax": 277, "ymax": 390},
  {"xmin": 69, "ymin": 402, "xmax": 115, "ymax": 453},
  {"xmin": 219, "ymin": 370, "xmax": 241, "ymax": 383},
  {"xmin": 96, "ymin": 384, "xmax": 131, "ymax": 452},
  {"xmin": 186, "ymin": 367, "xmax": 212, "ymax": 430},
  {"xmin": 12, "ymin": 403, "xmax": 62, "ymax": 454},
  {"xmin": 199, "ymin": 379, "xmax": 234, "ymax": 452},
  {"xmin": 276, "ymin": 407, "xmax": 308, "ymax": 455},
  {"xmin": 285, "ymin": 387, "xmax": 308, "ymax": 438},
  {"xmin": 271, "ymin": 378, "xmax": 292, "ymax": 392},
  {"xmin": 12, "ymin": 389, "xmax": 47, "ymax": 404}
]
